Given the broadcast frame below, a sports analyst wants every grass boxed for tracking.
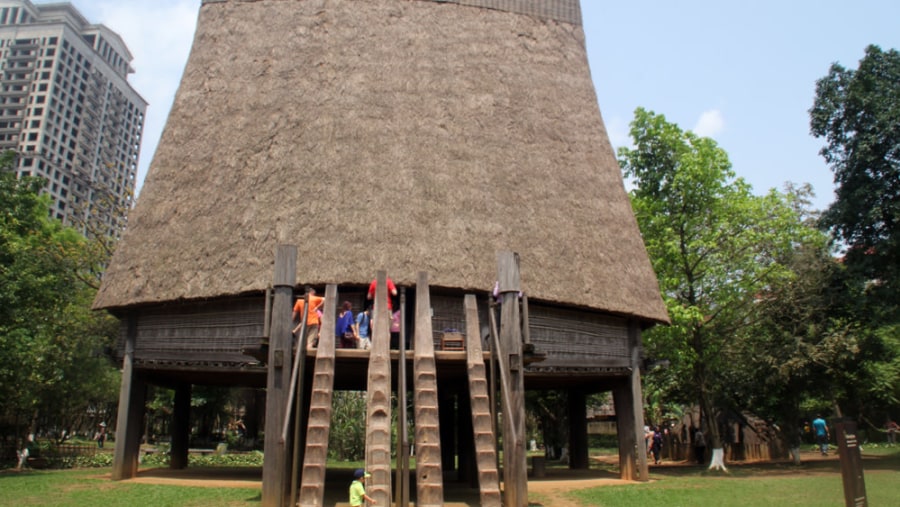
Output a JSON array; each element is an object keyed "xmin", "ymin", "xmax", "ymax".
[
  {"xmin": 566, "ymin": 453, "xmax": 900, "ymax": 507},
  {"xmin": 0, "ymin": 469, "xmax": 259, "ymax": 507}
]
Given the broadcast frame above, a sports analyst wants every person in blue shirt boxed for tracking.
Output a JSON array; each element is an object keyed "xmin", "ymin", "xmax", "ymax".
[
  {"xmin": 355, "ymin": 304, "xmax": 372, "ymax": 349},
  {"xmin": 812, "ymin": 415, "xmax": 829, "ymax": 455}
]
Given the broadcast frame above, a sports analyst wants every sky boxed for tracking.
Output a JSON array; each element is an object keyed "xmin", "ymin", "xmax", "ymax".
[{"xmin": 73, "ymin": 0, "xmax": 900, "ymax": 212}]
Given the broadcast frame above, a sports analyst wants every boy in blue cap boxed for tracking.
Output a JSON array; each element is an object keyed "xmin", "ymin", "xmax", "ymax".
[{"xmin": 350, "ymin": 468, "xmax": 375, "ymax": 506}]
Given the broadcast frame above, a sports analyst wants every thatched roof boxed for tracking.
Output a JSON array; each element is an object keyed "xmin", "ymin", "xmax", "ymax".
[{"xmin": 94, "ymin": 0, "xmax": 669, "ymax": 325}]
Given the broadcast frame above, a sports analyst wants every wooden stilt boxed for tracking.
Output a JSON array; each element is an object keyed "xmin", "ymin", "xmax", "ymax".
[
  {"xmin": 497, "ymin": 251, "xmax": 527, "ymax": 507},
  {"xmin": 112, "ymin": 314, "xmax": 144, "ymax": 480},
  {"xmin": 628, "ymin": 321, "xmax": 649, "ymax": 481},
  {"xmin": 568, "ymin": 389, "xmax": 589, "ymax": 469},
  {"xmin": 170, "ymin": 383, "xmax": 191, "ymax": 469},
  {"xmin": 261, "ymin": 245, "xmax": 296, "ymax": 507},
  {"xmin": 612, "ymin": 382, "xmax": 637, "ymax": 481},
  {"xmin": 396, "ymin": 287, "xmax": 410, "ymax": 507},
  {"xmin": 613, "ymin": 321, "xmax": 649, "ymax": 482}
]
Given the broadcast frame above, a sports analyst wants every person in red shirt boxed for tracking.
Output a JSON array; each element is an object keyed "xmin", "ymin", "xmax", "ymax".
[
  {"xmin": 367, "ymin": 277, "xmax": 398, "ymax": 310},
  {"xmin": 293, "ymin": 289, "xmax": 325, "ymax": 348}
]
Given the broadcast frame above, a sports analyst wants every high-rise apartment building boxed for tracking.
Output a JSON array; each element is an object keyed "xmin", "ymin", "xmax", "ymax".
[{"xmin": 0, "ymin": 0, "xmax": 146, "ymax": 237}]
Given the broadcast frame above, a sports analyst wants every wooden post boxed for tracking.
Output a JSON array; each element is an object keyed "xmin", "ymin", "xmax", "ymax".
[
  {"xmin": 568, "ymin": 389, "xmax": 589, "ymax": 469},
  {"xmin": 612, "ymin": 382, "xmax": 636, "ymax": 481},
  {"xmin": 261, "ymin": 245, "xmax": 296, "ymax": 507},
  {"xmin": 396, "ymin": 287, "xmax": 410, "ymax": 507},
  {"xmin": 170, "ymin": 383, "xmax": 191, "ymax": 469},
  {"xmin": 497, "ymin": 251, "xmax": 527, "ymax": 507},
  {"xmin": 835, "ymin": 418, "xmax": 868, "ymax": 507},
  {"xmin": 610, "ymin": 322, "xmax": 650, "ymax": 481},
  {"xmin": 112, "ymin": 314, "xmax": 145, "ymax": 480}
]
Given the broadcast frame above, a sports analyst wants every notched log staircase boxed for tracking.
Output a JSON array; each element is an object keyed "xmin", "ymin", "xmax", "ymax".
[{"xmin": 285, "ymin": 273, "xmax": 509, "ymax": 506}]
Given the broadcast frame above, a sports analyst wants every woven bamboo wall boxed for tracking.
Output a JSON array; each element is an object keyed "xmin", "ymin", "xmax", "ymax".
[
  {"xmin": 428, "ymin": 294, "xmax": 631, "ymax": 369},
  {"xmin": 116, "ymin": 290, "xmax": 632, "ymax": 374},
  {"xmin": 116, "ymin": 297, "xmax": 266, "ymax": 368}
]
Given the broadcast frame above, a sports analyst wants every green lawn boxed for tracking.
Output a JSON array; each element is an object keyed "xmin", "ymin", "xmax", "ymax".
[
  {"xmin": 0, "ymin": 469, "xmax": 259, "ymax": 507},
  {"xmin": 565, "ymin": 454, "xmax": 900, "ymax": 507},
  {"xmin": 566, "ymin": 472, "xmax": 898, "ymax": 507}
]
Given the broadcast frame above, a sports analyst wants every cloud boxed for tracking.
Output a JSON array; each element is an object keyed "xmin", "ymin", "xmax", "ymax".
[{"xmin": 693, "ymin": 109, "xmax": 725, "ymax": 138}]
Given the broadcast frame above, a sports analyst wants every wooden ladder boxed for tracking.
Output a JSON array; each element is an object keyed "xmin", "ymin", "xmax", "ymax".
[
  {"xmin": 413, "ymin": 272, "xmax": 444, "ymax": 506},
  {"xmin": 365, "ymin": 272, "xmax": 393, "ymax": 504},
  {"xmin": 297, "ymin": 284, "xmax": 337, "ymax": 506},
  {"xmin": 464, "ymin": 294, "xmax": 502, "ymax": 506}
]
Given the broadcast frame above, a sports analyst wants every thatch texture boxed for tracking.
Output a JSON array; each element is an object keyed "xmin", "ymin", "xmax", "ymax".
[{"xmin": 94, "ymin": 0, "xmax": 669, "ymax": 324}]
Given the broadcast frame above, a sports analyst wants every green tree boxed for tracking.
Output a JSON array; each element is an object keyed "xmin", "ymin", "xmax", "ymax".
[
  {"xmin": 730, "ymin": 209, "xmax": 859, "ymax": 451},
  {"xmin": 618, "ymin": 109, "xmax": 815, "ymax": 458},
  {"xmin": 0, "ymin": 152, "xmax": 119, "ymax": 447},
  {"xmin": 329, "ymin": 391, "xmax": 367, "ymax": 461},
  {"xmin": 810, "ymin": 44, "xmax": 900, "ymax": 319}
]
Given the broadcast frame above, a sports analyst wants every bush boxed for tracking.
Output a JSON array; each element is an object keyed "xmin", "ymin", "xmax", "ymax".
[{"xmin": 68, "ymin": 453, "xmax": 114, "ymax": 468}]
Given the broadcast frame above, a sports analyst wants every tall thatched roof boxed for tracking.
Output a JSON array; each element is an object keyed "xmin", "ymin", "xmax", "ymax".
[{"xmin": 94, "ymin": 0, "xmax": 669, "ymax": 324}]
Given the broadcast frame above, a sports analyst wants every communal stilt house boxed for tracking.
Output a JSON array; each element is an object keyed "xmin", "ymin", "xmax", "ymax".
[{"xmin": 93, "ymin": 1, "xmax": 669, "ymax": 505}]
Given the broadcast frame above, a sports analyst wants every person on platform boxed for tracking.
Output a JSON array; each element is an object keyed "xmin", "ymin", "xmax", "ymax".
[
  {"xmin": 355, "ymin": 304, "xmax": 372, "ymax": 350},
  {"xmin": 367, "ymin": 277, "xmax": 398, "ymax": 311},
  {"xmin": 336, "ymin": 300, "xmax": 358, "ymax": 349},
  {"xmin": 293, "ymin": 289, "xmax": 324, "ymax": 348}
]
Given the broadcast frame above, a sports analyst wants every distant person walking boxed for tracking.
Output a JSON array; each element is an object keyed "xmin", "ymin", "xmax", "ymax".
[
  {"xmin": 96, "ymin": 422, "xmax": 107, "ymax": 448},
  {"xmin": 650, "ymin": 426, "xmax": 663, "ymax": 465},
  {"xmin": 812, "ymin": 415, "xmax": 829, "ymax": 455},
  {"xmin": 693, "ymin": 427, "xmax": 706, "ymax": 464},
  {"xmin": 887, "ymin": 419, "xmax": 899, "ymax": 445}
]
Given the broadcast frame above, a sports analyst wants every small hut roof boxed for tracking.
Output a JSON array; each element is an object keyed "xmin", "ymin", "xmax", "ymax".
[{"xmin": 94, "ymin": 0, "xmax": 669, "ymax": 325}]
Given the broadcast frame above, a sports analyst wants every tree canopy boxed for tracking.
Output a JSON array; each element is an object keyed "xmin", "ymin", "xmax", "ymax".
[
  {"xmin": 619, "ymin": 108, "xmax": 818, "ymax": 449},
  {"xmin": 0, "ymin": 152, "xmax": 120, "ymax": 444},
  {"xmin": 811, "ymin": 44, "xmax": 900, "ymax": 318}
]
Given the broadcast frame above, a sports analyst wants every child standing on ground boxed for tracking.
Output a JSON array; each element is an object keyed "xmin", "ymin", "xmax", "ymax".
[{"xmin": 350, "ymin": 469, "xmax": 376, "ymax": 506}]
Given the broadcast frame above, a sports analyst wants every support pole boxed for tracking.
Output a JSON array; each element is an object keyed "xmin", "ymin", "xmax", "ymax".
[
  {"xmin": 261, "ymin": 245, "xmax": 296, "ymax": 507},
  {"xmin": 112, "ymin": 314, "xmax": 145, "ymax": 480},
  {"xmin": 396, "ymin": 287, "xmax": 410, "ymax": 507},
  {"xmin": 170, "ymin": 383, "xmax": 191, "ymax": 470},
  {"xmin": 629, "ymin": 322, "xmax": 649, "ymax": 481},
  {"xmin": 612, "ymin": 323, "xmax": 650, "ymax": 481},
  {"xmin": 612, "ymin": 382, "xmax": 637, "ymax": 480},
  {"xmin": 568, "ymin": 389, "xmax": 589, "ymax": 469},
  {"xmin": 497, "ymin": 251, "xmax": 527, "ymax": 507}
]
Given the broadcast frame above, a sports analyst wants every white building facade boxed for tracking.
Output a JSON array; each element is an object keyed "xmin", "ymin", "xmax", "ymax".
[{"xmin": 0, "ymin": 0, "xmax": 146, "ymax": 237}]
